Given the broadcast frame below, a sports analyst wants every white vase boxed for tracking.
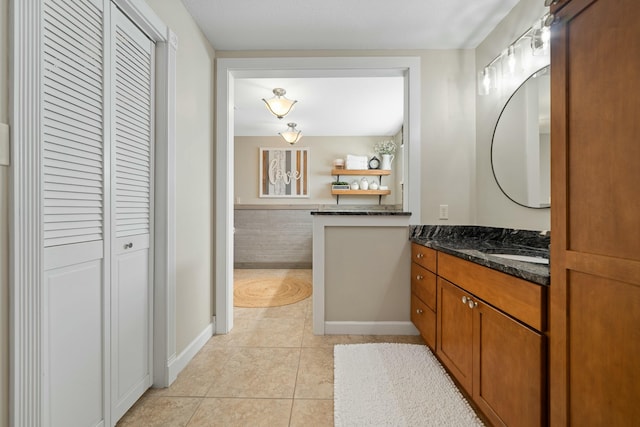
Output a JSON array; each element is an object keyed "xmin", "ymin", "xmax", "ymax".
[{"xmin": 381, "ymin": 154, "xmax": 394, "ymax": 170}]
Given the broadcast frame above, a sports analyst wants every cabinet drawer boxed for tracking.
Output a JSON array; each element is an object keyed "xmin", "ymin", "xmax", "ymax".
[
  {"xmin": 411, "ymin": 263, "xmax": 436, "ymax": 311},
  {"xmin": 438, "ymin": 252, "xmax": 546, "ymax": 331},
  {"xmin": 411, "ymin": 243, "xmax": 437, "ymax": 272},
  {"xmin": 411, "ymin": 294, "xmax": 436, "ymax": 350}
]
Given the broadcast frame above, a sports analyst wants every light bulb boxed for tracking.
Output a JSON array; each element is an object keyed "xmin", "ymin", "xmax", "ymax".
[
  {"xmin": 483, "ymin": 73, "xmax": 491, "ymax": 92},
  {"xmin": 507, "ymin": 45, "xmax": 517, "ymax": 75},
  {"xmin": 478, "ymin": 66, "xmax": 497, "ymax": 96}
]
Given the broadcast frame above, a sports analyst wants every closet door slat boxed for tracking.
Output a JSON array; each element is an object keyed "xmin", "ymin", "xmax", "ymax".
[
  {"xmin": 113, "ymin": 20, "xmax": 153, "ymax": 239},
  {"xmin": 43, "ymin": 0, "xmax": 104, "ymax": 249}
]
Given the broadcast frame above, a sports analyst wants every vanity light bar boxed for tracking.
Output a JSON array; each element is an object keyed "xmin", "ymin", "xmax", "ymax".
[{"xmin": 478, "ymin": 12, "xmax": 553, "ymax": 96}]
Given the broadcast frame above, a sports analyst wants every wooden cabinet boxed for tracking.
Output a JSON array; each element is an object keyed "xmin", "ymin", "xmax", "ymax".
[
  {"xmin": 437, "ymin": 255, "xmax": 546, "ymax": 427},
  {"xmin": 437, "ymin": 278, "xmax": 473, "ymax": 391},
  {"xmin": 410, "ymin": 242, "xmax": 548, "ymax": 425},
  {"xmin": 473, "ymin": 292, "xmax": 545, "ymax": 427},
  {"xmin": 330, "ymin": 169, "xmax": 391, "ymax": 204},
  {"xmin": 550, "ymin": 0, "xmax": 640, "ymax": 425},
  {"xmin": 410, "ymin": 243, "xmax": 437, "ymax": 350}
]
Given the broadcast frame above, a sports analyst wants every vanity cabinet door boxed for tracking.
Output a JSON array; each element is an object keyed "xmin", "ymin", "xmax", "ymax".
[
  {"xmin": 473, "ymin": 300, "xmax": 545, "ymax": 427},
  {"xmin": 437, "ymin": 278, "xmax": 473, "ymax": 393}
]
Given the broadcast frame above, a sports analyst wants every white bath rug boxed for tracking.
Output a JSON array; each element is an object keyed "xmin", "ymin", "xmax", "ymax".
[{"xmin": 334, "ymin": 343, "xmax": 484, "ymax": 426}]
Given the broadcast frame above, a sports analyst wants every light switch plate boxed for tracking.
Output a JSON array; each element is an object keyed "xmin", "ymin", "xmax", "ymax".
[
  {"xmin": 0, "ymin": 123, "xmax": 9, "ymax": 166},
  {"xmin": 439, "ymin": 204, "xmax": 449, "ymax": 220}
]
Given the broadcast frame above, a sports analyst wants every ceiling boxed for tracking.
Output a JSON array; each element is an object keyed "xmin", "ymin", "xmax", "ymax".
[
  {"xmin": 234, "ymin": 77, "xmax": 404, "ymax": 137},
  {"xmin": 182, "ymin": 0, "xmax": 520, "ymax": 137}
]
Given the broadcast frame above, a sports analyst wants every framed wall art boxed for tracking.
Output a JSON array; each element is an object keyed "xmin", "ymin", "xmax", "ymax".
[{"xmin": 259, "ymin": 147, "xmax": 309, "ymax": 198}]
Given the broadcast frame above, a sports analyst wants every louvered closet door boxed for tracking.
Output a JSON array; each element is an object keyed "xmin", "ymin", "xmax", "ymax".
[
  {"xmin": 42, "ymin": 0, "xmax": 107, "ymax": 426},
  {"xmin": 110, "ymin": 4, "xmax": 155, "ymax": 422}
]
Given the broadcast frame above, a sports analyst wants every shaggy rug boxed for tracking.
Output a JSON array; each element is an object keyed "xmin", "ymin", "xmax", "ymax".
[
  {"xmin": 233, "ymin": 276, "xmax": 312, "ymax": 308},
  {"xmin": 334, "ymin": 343, "xmax": 484, "ymax": 426}
]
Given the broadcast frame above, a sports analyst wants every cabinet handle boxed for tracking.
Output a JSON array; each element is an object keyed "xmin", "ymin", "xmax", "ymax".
[
  {"xmin": 462, "ymin": 295, "xmax": 478, "ymax": 308},
  {"xmin": 416, "ymin": 253, "xmax": 424, "ymax": 259},
  {"xmin": 416, "ymin": 274, "xmax": 423, "ymax": 281},
  {"xmin": 416, "ymin": 309, "xmax": 424, "ymax": 314},
  {"xmin": 124, "ymin": 242, "xmax": 133, "ymax": 249}
]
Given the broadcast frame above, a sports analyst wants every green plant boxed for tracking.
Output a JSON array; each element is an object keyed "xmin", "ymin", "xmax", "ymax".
[
  {"xmin": 332, "ymin": 181, "xmax": 349, "ymax": 186},
  {"xmin": 374, "ymin": 139, "xmax": 397, "ymax": 155}
]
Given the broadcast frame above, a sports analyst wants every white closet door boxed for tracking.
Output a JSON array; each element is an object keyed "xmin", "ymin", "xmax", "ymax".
[
  {"xmin": 110, "ymin": 4, "xmax": 155, "ymax": 422},
  {"xmin": 42, "ymin": 0, "xmax": 107, "ymax": 426}
]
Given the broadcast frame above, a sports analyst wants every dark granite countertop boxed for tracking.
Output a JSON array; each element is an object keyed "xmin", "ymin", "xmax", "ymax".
[
  {"xmin": 311, "ymin": 210, "xmax": 411, "ymax": 216},
  {"xmin": 410, "ymin": 225, "xmax": 550, "ymax": 286}
]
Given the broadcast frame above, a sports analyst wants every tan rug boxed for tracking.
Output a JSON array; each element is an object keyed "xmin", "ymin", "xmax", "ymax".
[{"xmin": 234, "ymin": 275, "xmax": 312, "ymax": 308}]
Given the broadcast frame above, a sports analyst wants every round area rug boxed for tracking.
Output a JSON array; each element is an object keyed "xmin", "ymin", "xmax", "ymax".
[{"xmin": 234, "ymin": 277, "xmax": 312, "ymax": 308}]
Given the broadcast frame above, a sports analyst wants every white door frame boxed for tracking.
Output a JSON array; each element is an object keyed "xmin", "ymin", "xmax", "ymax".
[
  {"xmin": 215, "ymin": 57, "xmax": 422, "ymax": 335},
  {"xmin": 9, "ymin": 0, "xmax": 177, "ymax": 424}
]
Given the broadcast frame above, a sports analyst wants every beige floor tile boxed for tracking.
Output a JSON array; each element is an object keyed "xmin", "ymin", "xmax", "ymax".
[
  {"xmin": 207, "ymin": 347, "xmax": 300, "ymax": 398},
  {"xmin": 290, "ymin": 399, "xmax": 334, "ymax": 427},
  {"xmin": 149, "ymin": 348, "xmax": 238, "ymax": 397},
  {"xmin": 210, "ymin": 317, "xmax": 305, "ymax": 347},
  {"xmin": 117, "ymin": 395, "xmax": 202, "ymax": 426},
  {"xmin": 294, "ymin": 347, "xmax": 334, "ymax": 399},
  {"xmin": 187, "ymin": 398, "xmax": 292, "ymax": 427},
  {"xmin": 123, "ymin": 270, "xmax": 429, "ymax": 424}
]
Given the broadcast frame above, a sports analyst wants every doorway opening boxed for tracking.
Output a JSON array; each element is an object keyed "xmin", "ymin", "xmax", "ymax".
[{"xmin": 216, "ymin": 57, "xmax": 422, "ymax": 335}]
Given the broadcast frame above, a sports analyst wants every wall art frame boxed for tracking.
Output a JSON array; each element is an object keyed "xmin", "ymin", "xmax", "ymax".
[{"xmin": 259, "ymin": 147, "xmax": 310, "ymax": 198}]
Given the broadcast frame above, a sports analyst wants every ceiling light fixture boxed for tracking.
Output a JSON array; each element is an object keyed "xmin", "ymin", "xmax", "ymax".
[
  {"xmin": 279, "ymin": 122, "xmax": 303, "ymax": 145},
  {"xmin": 262, "ymin": 88, "xmax": 297, "ymax": 119}
]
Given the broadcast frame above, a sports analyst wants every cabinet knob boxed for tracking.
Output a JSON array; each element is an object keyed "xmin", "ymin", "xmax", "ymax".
[
  {"xmin": 461, "ymin": 296, "xmax": 468, "ymax": 304},
  {"xmin": 416, "ymin": 274, "xmax": 423, "ymax": 281},
  {"xmin": 468, "ymin": 300, "xmax": 478, "ymax": 309},
  {"xmin": 416, "ymin": 309, "xmax": 424, "ymax": 314},
  {"xmin": 416, "ymin": 253, "xmax": 424, "ymax": 259},
  {"xmin": 124, "ymin": 242, "xmax": 133, "ymax": 249}
]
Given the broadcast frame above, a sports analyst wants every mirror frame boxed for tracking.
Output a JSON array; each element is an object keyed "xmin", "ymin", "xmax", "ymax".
[{"xmin": 490, "ymin": 66, "xmax": 550, "ymax": 210}]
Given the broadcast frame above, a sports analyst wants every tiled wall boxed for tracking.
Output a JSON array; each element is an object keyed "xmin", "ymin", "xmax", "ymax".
[{"xmin": 234, "ymin": 207, "xmax": 313, "ymax": 268}]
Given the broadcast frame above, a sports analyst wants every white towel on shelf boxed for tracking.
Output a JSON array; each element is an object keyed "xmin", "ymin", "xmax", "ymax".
[{"xmin": 345, "ymin": 154, "xmax": 368, "ymax": 170}]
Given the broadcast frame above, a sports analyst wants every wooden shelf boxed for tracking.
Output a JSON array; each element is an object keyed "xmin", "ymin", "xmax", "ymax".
[
  {"xmin": 331, "ymin": 169, "xmax": 391, "ymax": 176},
  {"xmin": 331, "ymin": 189, "xmax": 391, "ymax": 196}
]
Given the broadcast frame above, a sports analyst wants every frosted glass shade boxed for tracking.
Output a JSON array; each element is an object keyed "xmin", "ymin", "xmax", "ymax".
[
  {"xmin": 262, "ymin": 88, "xmax": 297, "ymax": 119},
  {"xmin": 279, "ymin": 122, "xmax": 303, "ymax": 145}
]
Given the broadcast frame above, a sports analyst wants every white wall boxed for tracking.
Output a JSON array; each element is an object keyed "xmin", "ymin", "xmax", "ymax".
[
  {"xmin": 0, "ymin": 0, "xmax": 8, "ymax": 423},
  {"xmin": 146, "ymin": 0, "xmax": 216, "ymax": 353},
  {"xmin": 235, "ymin": 135, "xmax": 400, "ymax": 206},
  {"xmin": 475, "ymin": 0, "xmax": 550, "ymax": 230},
  {"xmin": 218, "ymin": 49, "xmax": 477, "ymax": 224}
]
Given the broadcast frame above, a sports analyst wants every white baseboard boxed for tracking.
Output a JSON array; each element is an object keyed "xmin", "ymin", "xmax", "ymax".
[
  {"xmin": 166, "ymin": 316, "xmax": 216, "ymax": 384},
  {"xmin": 324, "ymin": 321, "xmax": 419, "ymax": 335}
]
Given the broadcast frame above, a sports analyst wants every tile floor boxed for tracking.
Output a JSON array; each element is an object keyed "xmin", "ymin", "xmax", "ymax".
[{"xmin": 117, "ymin": 269, "xmax": 424, "ymax": 426}]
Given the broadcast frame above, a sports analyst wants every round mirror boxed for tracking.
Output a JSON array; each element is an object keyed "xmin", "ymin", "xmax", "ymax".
[{"xmin": 491, "ymin": 66, "xmax": 550, "ymax": 209}]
